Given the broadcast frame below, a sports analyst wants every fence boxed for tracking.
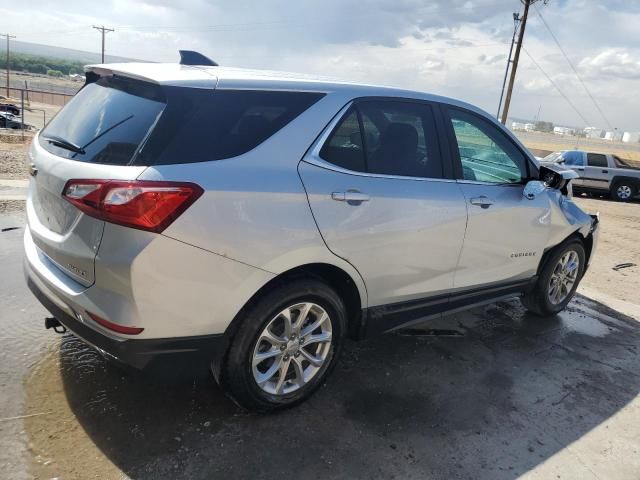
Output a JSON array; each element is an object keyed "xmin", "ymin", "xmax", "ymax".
[{"xmin": 4, "ymin": 87, "xmax": 74, "ymax": 107}]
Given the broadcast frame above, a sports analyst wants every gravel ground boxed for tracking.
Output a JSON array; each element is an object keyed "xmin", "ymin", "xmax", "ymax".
[{"xmin": 0, "ymin": 144, "xmax": 29, "ymax": 180}]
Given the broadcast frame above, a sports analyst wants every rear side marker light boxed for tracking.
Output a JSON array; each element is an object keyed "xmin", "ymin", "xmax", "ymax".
[
  {"xmin": 62, "ymin": 179, "xmax": 203, "ymax": 233},
  {"xmin": 87, "ymin": 311, "xmax": 144, "ymax": 335}
]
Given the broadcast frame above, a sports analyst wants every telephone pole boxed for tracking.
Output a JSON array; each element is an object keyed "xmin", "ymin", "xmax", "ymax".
[
  {"xmin": 496, "ymin": 13, "xmax": 521, "ymax": 119},
  {"xmin": 1, "ymin": 33, "xmax": 16, "ymax": 97},
  {"xmin": 499, "ymin": 0, "xmax": 547, "ymax": 125},
  {"xmin": 92, "ymin": 25, "xmax": 114, "ymax": 63}
]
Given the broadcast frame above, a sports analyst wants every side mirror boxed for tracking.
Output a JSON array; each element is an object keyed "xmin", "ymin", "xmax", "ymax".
[
  {"xmin": 539, "ymin": 165, "xmax": 578, "ymax": 190},
  {"xmin": 523, "ymin": 180, "xmax": 546, "ymax": 200}
]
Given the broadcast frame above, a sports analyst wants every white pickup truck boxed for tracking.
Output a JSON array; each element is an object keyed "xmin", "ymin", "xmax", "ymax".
[{"xmin": 539, "ymin": 150, "xmax": 640, "ymax": 201}]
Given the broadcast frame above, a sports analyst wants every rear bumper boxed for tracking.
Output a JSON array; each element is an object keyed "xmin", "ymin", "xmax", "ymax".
[{"xmin": 27, "ymin": 275, "xmax": 225, "ymax": 371}]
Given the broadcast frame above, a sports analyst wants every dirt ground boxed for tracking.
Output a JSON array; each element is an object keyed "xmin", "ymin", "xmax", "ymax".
[
  {"xmin": 0, "ymin": 143, "xmax": 29, "ymax": 179},
  {"xmin": 574, "ymin": 196, "xmax": 640, "ymax": 309}
]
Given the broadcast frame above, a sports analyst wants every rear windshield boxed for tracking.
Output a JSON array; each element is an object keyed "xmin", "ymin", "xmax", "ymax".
[
  {"xmin": 40, "ymin": 77, "xmax": 166, "ymax": 165},
  {"xmin": 40, "ymin": 78, "xmax": 324, "ymax": 166}
]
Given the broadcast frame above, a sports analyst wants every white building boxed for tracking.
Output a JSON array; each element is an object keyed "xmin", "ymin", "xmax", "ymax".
[
  {"xmin": 554, "ymin": 126, "xmax": 575, "ymax": 136},
  {"xmin": 604, "ymin": 131, "xmax": 623, "ymax": 141},
  {"xmin": 584, "ymin": 127, "xmax": 603, "ymax": 139},
  {"xmin": 622, "ymin": 131, "xmax": 640, "ymax": 143},
  {"xmin": 511, "ymin": 122, "xmax": 527, "ymax": 131}
]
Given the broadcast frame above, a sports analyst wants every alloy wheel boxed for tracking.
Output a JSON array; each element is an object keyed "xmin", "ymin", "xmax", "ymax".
[
  {"xmin": 251, "ymin": 302, "xmax": 332, "ymax": 395},
  {"xmin": 548, "ymin": 250, "xmax": 580, "ymax": 305},
  {"xmin": 617, "ymin": 185, "xmax": 632, "ymax": 200}
]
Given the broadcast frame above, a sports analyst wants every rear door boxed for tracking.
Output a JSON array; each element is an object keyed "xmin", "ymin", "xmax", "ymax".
[
  {"xmin": 27, "ymin": 76, "xmax": 166, "ymax": 286},
  {"xmin": 583, "ymin": 153, "xmax": 611, "ymax": 190},
  {"xmin": 444, "ymin": 107, "xmax": 550, "ymax": 290},
  {"xmin": 299, "ymin": 99, "xmax": 468, "ymax": 308}
]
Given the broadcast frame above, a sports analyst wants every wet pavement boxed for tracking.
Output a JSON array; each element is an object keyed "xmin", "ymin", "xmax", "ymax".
[{"xmin": 1, "ymin": 213, "xmax": 640, "ymax": 479}]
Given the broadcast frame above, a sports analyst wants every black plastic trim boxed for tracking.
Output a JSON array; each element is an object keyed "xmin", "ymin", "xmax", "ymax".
[
  {"xmin": 28, "ymin": 277, "xmax": 225, "ymax": 371},
  {"xmin": 361, "ymin": 279, "xmax": 531, "ymax": 337}
]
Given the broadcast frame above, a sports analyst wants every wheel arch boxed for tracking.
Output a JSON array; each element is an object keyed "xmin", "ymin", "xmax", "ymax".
[
  {"xmin": 611, "ymin": 175, "xmax": 640, "ymax": 189},
  {"xmin": 536, "ymin": 229, "xmax": 592, "ymax": 278},
  {"xmin": 211, "ymin": 262, "xmax": 367, "ymax": 382}
]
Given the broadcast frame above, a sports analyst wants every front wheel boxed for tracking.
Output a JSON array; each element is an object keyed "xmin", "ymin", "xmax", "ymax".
[
  {"xmin": 220, "ymin": 278, "xmax": 346, "ymax": 412},
  {"xmin": 521, "ymin": 240, "xmax": 585, "ymax": 316}
]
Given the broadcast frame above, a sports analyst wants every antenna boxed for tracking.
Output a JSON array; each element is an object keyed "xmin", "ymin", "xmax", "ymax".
[{"xmin": 178, "ymin": 50, "xmax": 218, "ymax": 67}]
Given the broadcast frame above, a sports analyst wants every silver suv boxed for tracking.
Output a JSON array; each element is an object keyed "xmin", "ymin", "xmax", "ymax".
[{"xmin": 25, "ymin": 54, "xmax": 599, "ymax": 411}]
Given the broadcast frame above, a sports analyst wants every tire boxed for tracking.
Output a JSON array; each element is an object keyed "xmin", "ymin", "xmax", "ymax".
[
  {"xmin": 521, "ymin": 240, "xmax": 585, "ymax": 316},
  {"xmin": 220, "ymin": 278, "xmax": 346, "ymax": 412},
  {"xmin": 611, "ymin": 181, "xmax": 636, "ymax": 202}
]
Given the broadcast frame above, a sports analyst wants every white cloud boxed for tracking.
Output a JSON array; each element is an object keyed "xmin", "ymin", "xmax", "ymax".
[
  {"xmin": 579, "ymin": 49, "xmax": 640, "ymax": 80},
  {"xmin": 1, "ymin": 0, "xmax": 639, "ymax": 130}
]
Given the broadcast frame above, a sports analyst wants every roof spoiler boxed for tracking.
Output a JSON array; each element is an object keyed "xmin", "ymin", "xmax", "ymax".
[{"xmin": 179, "ymin": 50, "xmax": 218, "ymax": 67}]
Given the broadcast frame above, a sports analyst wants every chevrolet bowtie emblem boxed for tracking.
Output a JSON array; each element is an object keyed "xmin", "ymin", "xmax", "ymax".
[{"xmin": 29, "ymin": 163, "xmax": 38, "ymax": 177}]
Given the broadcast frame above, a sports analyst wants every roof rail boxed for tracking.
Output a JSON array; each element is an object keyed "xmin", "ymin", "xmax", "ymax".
[{"xmin": 178, "ymin": 50, "xmax": 218, "ymax": 67}]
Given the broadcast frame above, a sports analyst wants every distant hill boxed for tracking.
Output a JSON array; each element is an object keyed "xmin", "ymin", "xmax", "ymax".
[{"xmin": 11, "ymin": 40, "xmax": 141, "ymax": 64}]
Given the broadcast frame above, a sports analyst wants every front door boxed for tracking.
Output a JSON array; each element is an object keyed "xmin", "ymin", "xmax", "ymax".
[
  {"xmin": 444, "ymin": 107, "xmax": 551, "ymax": 290},
  {"xmin": 299, "ymin": 100, "xmax": 468, "ymax": 308},
  {"xmin": 583, "ymin": 152, "xmax": 611, "ymax": 190}
]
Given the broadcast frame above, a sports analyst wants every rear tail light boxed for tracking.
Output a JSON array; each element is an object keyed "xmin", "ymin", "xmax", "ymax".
[
  {"xmin": 86, "ymin": 311, "xmax": 144, "ymax": 335},
  {"xmin": 62, "ymin": 179, "xmax": 203, "ymax": 233}
]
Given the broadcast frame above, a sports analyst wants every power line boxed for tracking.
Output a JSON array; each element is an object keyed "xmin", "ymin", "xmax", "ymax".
[
  {"xmin": 92, "ymin": 25, "xmax": 114, "ymax": 63},
  {"xmin": 521, "ymin": 46, "xmax": 591, "ymax": 126},
  {"xmin": 533, "ymin": 6, "xmax": 613, "ymax": 130}
]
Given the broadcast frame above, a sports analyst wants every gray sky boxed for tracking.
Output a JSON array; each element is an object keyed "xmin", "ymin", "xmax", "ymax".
[{"xmin": 2, "ymin": 0, "xmax": 639, "ymax": 131}]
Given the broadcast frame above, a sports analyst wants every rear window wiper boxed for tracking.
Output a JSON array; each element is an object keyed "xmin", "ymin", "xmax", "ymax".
[{"xmin": 43, "ymin": 135, "xmax": 86, "ymax": 155}]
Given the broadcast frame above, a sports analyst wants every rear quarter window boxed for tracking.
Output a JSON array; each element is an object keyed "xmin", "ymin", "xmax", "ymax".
[{"xmin": 137, "ymin": 89, "xmax": 325, "ymax": 165}]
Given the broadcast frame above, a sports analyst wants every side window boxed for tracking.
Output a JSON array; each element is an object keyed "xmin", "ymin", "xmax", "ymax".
[
  {"xmin": 319, "ymin": 109, "xmax": 366, "ymax": 172},
  {"xmin": 587, "ymin": 153, "xmax": 608, "ymax": 167},
  {"xmin": 140, "ymin": 90, "xmax": 324, "ymax": 165},
  {"xmin": 448, "ymin": 108, "xmax": 527, "ymax": 184},
  {"xmin": 562, "ymin": 151, "xmax": 585, "ymax": 166},
  {"xmin": 357, "ymin": 100, "xmax": 443, "ymax": 178}
]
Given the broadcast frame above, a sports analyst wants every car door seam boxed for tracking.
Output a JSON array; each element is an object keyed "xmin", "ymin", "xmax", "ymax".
[{"xmin": 296, "ymin": 159, "xmax": 370, "ymax": 303}]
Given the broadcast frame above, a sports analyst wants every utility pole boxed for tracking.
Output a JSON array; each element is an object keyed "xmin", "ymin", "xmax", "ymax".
[
  {"xmin": 497, "ymin": 13, "xmax": 521, "ymax": 119},
  {"xmin": 500, "ymin": 0, "xmax": 547, "ymax": 125},
  {"xmin": 92, "ymin": 25, "xmax": 114, "ymax": 63},
  {"xmin": 1, "ymin": 33, "xmax": 16, "ymax": 97}
]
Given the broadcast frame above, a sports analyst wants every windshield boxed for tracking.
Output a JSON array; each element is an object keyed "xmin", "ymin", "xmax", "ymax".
[
  {"xmin": 542, "ymin": 152, "xmax": 563, "ymax": 163},
  {"xmin": 39, "ymin": 76, "xmax": 166, "ymax": 165}
]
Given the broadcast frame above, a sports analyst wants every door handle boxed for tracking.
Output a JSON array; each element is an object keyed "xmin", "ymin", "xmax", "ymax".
[
  {"xmin": 576, "ymin": 168, "xmax": 585, "ymax": 171},
  {"xmin": 331, "ymin": 191, "xmax": 370, "ymax": 203},
  {"xmin": 470, "ymin": 196, "xmax": 494, "ymax": 209},
  {"xmin": 602, "ymin": 169, "xmax": 608, "ymax": 173}
]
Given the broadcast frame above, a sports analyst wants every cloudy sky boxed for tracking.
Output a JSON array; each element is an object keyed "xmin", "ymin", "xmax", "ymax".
[{"xmin": 2, "ymin": 0, "xmax": 639, "ymax": 131}]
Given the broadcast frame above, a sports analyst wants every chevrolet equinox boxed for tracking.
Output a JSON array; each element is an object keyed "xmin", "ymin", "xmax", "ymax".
[{"xmin": 25, "ymin": 52, "xmax": 599, "ymax": 412}]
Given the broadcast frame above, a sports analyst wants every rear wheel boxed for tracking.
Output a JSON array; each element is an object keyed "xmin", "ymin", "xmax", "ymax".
[
  {"xmin": 611, "ymin": 181, "xmax": 636, "ymax": 202},
  {"xmin": 220, "ymin": 279, "xmax": 346, "ymax": 412},
  {"xmin": 521, "ymin": 240, "xmax": 585, "ymax": 316}
]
